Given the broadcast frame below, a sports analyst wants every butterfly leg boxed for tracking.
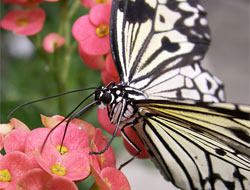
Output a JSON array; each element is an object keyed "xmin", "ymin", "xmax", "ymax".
[
  {"xmin": 118, "ymin": 125, "xmax": 142, "ymax": 170},
  {"xmin": 90, "ymin": 98, "xmax": 127, "ymax": 155}
]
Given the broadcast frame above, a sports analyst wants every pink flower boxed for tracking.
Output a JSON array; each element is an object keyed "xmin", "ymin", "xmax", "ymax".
[
  {"xmin": 0, "ymin": 151, "xmax": 34, "ymax": 190},
  {"xmin": 37, "ymin": 144, "xmax": 91, "ymax": 181},
  {"xmin": 72, "ymin": 4, "xmax": 111, "ymax": 55},
  {"xmin": 17, "ymin": 168, "xmax": 78, "ymax": 190},
  {"xmin": 97, "ymin": 108, "xmax": 122, "ymax": 136},
  {"xmin": 91, "ymin": 129, "xmax": 116, "ymax": 169},
  {"xmin": 0, "ymin": 8, "xmax": 46, "ymax": 36},
  {"xmin": 43, "ymin": 33, "xmax": 65, "ymax": 53},
  {"xmin": 91, "ymin": 166, "xmax": 131, "ymax": 190},
  {"xmin": 91, "ymin": 153, "xmax": 130, "ymax": 190},
  {"xmin": 35, "ymin": 119, "xmax": 91, "ymax": 181},
  {"xmin": 78, "ymin": 44, "xmax": 105, "ymax": 70},
  {"xmin": 2, "ymin": 0, "xmax": 44, "ymax": 6},
  {"xmin": 80, "ymin": 0, "xmax": 112, "ymax": 9}
]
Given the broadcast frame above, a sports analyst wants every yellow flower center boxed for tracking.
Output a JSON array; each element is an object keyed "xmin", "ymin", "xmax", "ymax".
[
  {"xmin": 56, "ymin": 145, "xmax": 68, "ymax": 155},
  {"xmin": 96, "ymin": 24, "xmax": 109, "ymax": 38},
  {"xmin": 104, "ymin": 177, "xmax": 112, "ymax": 188},
  {"xmin": 0, "ymin": 169, "xmax": 12, "ymax": 182},
  {"xmin": 95, "ymin": 0, "xmax": 109, "ymax": 4},
  {"xmin": 100, "ymin": 153, "xmax": 105, "ymax": 164},
  {"xmin": 16, "ymin": 18, "xmax": 29, "ymax": 27},
  {"xmin": 51, "ymin": 164, "xmax": 66, "ymax": 176}
]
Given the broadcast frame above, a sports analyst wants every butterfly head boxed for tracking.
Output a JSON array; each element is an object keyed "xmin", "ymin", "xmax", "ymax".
[{"xmin": 94, "ymin": 87, "xmax": 115, "ymax": 108}]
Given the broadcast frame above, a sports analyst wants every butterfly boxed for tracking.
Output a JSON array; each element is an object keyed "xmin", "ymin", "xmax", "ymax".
[{"xmin": 88, "ymin": 0, "xmax": 250, "ymax": 189}]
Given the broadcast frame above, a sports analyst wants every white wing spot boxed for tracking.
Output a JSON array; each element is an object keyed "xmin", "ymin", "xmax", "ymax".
[
  {"xmin": 180, "ymin": 64, "xmax": 201, "ymax": 78},
  {"xmin": 155, "ymin": 5, "xmax": 181, "ymax": 31},
  {"xmin": 193, "ymin": 55, "xmax": 202, "ymax": 61},
  {"xmin": 203, "ymin": 95, "xmax": 220, "ymax": 103},
  {"xmin": 197, "ymin": 4, "xmax": 205, "ymax": 11},
  {"xmin": 181, "ymin": 89, "xmax": 200, "ymax": 100},
  {"xmin": 158, "ymin": 0, "xmax": 167, "ymax": 4},
  {"xmin": 185, "ymin": 77, "xmax": 194, "ymax": 88},
  {"xmin": 179, "ymin": 2, "xmax": 199, "ymax": 27},
  {"xmin": 204, "ymin": 33, "xmax": 211, "ymax": 39},
  {"xmin": 145, "ymin": 0, "xmax": 157, "ymax": 8},
  {"xmin": 194, "ymin": 73, "xmax": 218, "ymax": 94},
  {"xmin": 200, "ymin": 18, "xmax": 208, "ymax": 26}
]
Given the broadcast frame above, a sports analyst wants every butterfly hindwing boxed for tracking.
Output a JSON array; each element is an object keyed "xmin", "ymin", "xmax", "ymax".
[
  {"xmin": 110, "ymin": 0, "xmax": 211, "ymax": 84},
  {"xmin": 133, "ymin": 100, "xmax": 250, "ymax": 189}
]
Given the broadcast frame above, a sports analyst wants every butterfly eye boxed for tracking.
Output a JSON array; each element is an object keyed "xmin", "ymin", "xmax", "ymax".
[{"xmin": 100, "ymin": 92, "xmax": 112, "ymax": 104}]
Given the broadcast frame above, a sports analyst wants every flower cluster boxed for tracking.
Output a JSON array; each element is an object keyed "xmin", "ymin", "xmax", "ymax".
[
  {"xmin": 0, "ymin": 116, "xmax": 130, "ymax": 190},
  {"xmin": 1, "ymin": 0, "xmax": 150, "ymax": 189}
]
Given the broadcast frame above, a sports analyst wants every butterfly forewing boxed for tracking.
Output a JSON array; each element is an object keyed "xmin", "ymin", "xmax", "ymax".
[{"xmin": 110, "ymin": 0, "xmax": 211, "ymax": 84}]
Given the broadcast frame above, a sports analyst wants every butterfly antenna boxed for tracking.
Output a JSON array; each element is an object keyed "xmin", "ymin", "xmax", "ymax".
[
  {"xmin": 40, "ymin": 91, "xmax": 97, "ymax": 154},
  {"xmin": 8, "ymin": 87, "xmax": 98, "ymax": 119}
]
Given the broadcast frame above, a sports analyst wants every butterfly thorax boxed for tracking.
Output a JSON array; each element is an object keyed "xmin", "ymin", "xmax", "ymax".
[{"xmin": 95, "ymin": 84, "xmax": 146, "ymax": 125}]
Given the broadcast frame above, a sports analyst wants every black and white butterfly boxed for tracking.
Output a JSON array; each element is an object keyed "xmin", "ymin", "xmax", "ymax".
[{"xmin": 88, "ymin": 0, "xmax": 250, "ymax": 189}]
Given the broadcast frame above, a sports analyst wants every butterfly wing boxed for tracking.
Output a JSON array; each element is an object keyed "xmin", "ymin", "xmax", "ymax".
[
  {"xmin": 110, "ymin": 0, "xmax": 211, "ymax": 84},
  {"xmin": 133, "ymin": 100, "xmax": 250, "ymax": 189},
  {"xmin": 134, "ymin": 62, "xmax": 225, "ymax": 102}
]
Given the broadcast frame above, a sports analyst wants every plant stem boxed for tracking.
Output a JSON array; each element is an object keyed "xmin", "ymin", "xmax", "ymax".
[{"xmin": 54, "ymin": 0, "xmax": 81, "ymax": 115}]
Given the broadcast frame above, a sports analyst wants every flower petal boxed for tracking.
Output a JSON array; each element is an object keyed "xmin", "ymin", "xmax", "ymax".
[
  {"xmin": 17, "ymin": 168, "xmax": 52, "ymax": 190},
  {"xmin": 105, "ymin": 53, "xmax": 119, "ymax": 78},
  {"xmin": 70, "ymin": 117, "xmax": 96, "ymax": 140},
  {"xmin": 10, "ymin": 118, "xmax": 30, "ymax": 132},
  {"xmin": 4, "ymin": 129, "xmax": 28, "ymax": 153},
  {"xmin": 89, "ymin": 4, "xmax": 111, "ymax": 26},
  {"xmin": 41, "ymin": 115, "xmax": 61, "ymax": 129},
  {"xmin": 122, "ymin": 127, "xmax": 150, "ymax": 159},
  {"xmin": 43, "ymin": 33, "xmax": 65, "ymax": 53},
  {"xmin": 97, "ymin": 108, "xmax": 121, "ymax": 136},
  {"xmin": 49, "ymin": 121, "xmax": 89, "ymax": 153},
  {"xmin": 101, "ymin": 69, "xmax": 119, "ymax": 86},
  {"xmin": 78, "ymin": 44, "xmax": 105, "ymax": 70},
  {"xmin": 101, "ymin": 167, "xmax": 130, "ymax": 190}
]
